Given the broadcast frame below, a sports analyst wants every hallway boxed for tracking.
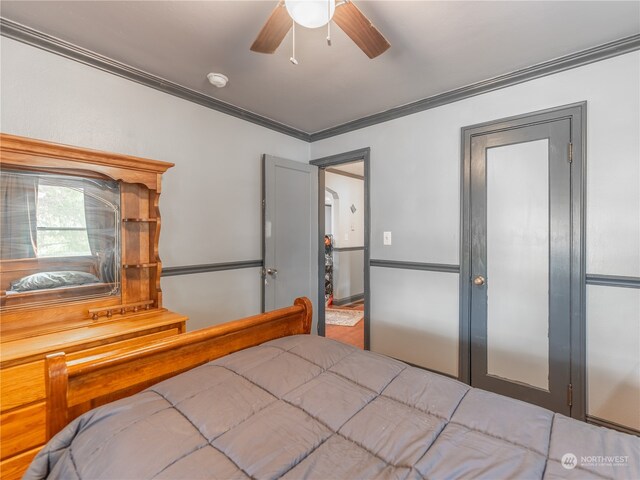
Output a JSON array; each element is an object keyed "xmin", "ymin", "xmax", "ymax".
[{"xmin": 325, "ymin": 300, "xmax": 364, "ymax": 349}]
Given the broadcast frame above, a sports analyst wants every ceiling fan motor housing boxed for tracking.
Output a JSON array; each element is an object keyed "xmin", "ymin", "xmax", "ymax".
[{"xmin": 285, "ymin": 0, "xmax": 336, "ymax": 29}]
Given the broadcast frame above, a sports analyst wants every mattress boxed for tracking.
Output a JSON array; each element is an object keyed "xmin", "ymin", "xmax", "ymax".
[{"xmin": 25, "ymin": 335, "xmax": 639, "ymax": 479}]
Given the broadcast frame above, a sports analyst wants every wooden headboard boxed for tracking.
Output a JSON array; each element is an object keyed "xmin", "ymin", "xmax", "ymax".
[{"xmin": 45, "ymin": 297, "xmax": 313, "ymax": 439}]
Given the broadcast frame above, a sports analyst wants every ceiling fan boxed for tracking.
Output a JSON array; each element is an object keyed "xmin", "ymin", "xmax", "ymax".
[{"xmin": 250, "ymin": 0, "xmax": 390, "ymax": 60}]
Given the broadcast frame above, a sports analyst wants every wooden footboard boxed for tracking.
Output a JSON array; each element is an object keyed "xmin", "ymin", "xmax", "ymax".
[{"xmin": 45, "ymin": 297, "xmax": 312, "ymax": 439}]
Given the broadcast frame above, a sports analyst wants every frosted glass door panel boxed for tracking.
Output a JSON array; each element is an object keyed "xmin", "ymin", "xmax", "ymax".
[
  {"xmin": 468, "ymin": 115, "xmax": 572, "ymax": 414},
  {"xmin": 486, "ymin": 140, "xmax": 549, "ymax": 391}
]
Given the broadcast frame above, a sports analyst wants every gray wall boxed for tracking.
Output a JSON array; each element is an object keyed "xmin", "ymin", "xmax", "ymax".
[
  {"xmin": 0, "ymin": 37, "xmax": 310, "ymax": 331},
  {"xmin": 310, "ymin": 51, "xmax": 640, "ymax": 430},
  {"xmin": 2, "ymin": 35, "xmax": 638, "ymax": 431}
]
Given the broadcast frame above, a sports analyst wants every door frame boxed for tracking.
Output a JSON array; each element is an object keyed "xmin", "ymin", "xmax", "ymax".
[
  {"xmin": 310, "ymin": 148, "xmax": 371, "ymax": 349},
  {"xmin": 459, "ymin": 103, "xmax": 587, "ymax": 420}
]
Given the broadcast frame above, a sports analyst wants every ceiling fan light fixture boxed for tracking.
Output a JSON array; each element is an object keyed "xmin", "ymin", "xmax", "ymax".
[{"xmin": 285, "ymin": 0, "xmax": 335, "ymax": 29}]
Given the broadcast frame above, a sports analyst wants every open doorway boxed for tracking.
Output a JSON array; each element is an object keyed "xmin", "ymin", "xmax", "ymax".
[{"xmin": 311, "ymin": 149, "xmax": 370, "ymax": 350}]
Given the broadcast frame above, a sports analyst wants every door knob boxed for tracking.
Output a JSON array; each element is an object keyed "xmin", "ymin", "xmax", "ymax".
[
  {"xmin": 473, "ymin": 275, "xmax": 485, "ymax": 286},
  {"xmin": 266, "ymin": 268, "xmax": 278, "ymax": 276}
]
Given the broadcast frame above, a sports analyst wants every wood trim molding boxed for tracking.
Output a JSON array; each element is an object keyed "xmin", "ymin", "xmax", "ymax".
[
  {"xmin": 309, "ymin": 35, "xmax": 640, "ymax": 141},
  {"xmin": 162, "ymin": 260, "xmax": 263, "ymax": 277},
  {"xmin": 586, "ymin": 416, "xmax": 640, "ymax": 437},
  {"xmin": 334, "ymin": 246, "xmax": 365, "ymax": 252},
  {"xmin": 586, "ymin": 274, "xmax": 640, "ymax": 289},
  {"xmin": 0, "ymin": 18, "xmax": 310, "ymax": 142},
  {"xmin": 310, "ymin": 148, "xmax": 371, "ymax": 167},
  {"xmin": 312, "ymin": 148, "xmax": 371, "ymax": 349},
  {"xmin": 5, "ymin": 18, "xmax": 636, "ymax": 142},
  {"xmin": 332, "ymin": 293, "xmax": 364, "ymax": 306},
  {"xmin": 394, "ymin": 357, "xmax": 458, "ymax": 380},
  {"xmin": 370, "ymin": 259, "xmax": 460, "ymax": 274}
]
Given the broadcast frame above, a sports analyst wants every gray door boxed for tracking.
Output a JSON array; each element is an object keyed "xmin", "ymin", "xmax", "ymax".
[
  {"xmin": 263, "ymin": 155, "xmax": 318, "ymax": 330},
  {"xmin": 469, "ymin": 119, "xmax": 572, "ymax": 414}
]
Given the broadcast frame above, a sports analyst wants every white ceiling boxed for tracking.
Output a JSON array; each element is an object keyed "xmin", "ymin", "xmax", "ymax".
[{"xmin": 2, "ymin": 1, "xmax": 639, "ymax": 134}]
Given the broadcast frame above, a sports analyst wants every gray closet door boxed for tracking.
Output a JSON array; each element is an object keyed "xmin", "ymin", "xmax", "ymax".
[
  {"xmin": 263, "ymin": 155, "xmax": 318, "ymax": 329},
  {"xmin": 469, "ymin": 119, "xmax": 572, "ymax": 414}
]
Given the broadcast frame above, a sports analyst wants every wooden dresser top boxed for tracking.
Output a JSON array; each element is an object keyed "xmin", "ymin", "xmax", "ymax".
[{"xmin": 1, "ymin": 309, "xmax": 187, "ymax": 367}]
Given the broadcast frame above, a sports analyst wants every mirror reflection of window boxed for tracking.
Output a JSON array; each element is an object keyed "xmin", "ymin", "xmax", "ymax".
[
  {"xmin": 0, "ymin": 169, "xmax": 121, "ymax": 308},
  {"xmin": 36, "ymin": 184, "xmax": 92, "ymax": 257},
  {"xmin": 1, "ymin": 170, "xmax": 38, "ymax": 259}
]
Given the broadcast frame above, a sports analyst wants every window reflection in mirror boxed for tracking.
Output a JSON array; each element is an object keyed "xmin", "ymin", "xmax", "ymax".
[{"xmin": 0, "ymin": 169, "xmax": 120, "ymax": 308}]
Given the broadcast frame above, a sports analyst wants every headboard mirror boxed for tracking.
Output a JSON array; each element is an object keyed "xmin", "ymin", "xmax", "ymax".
[{"xmin": 1, "ymin": 168, "xmax": 121, "ymax": 309}]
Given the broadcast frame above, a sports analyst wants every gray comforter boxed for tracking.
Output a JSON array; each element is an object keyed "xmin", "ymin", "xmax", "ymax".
[{"xmin": 25, "ymin": 335, "xmax": 639, "ymax": 479}]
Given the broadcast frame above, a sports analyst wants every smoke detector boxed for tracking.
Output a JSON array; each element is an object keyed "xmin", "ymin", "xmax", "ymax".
[{"xmin": 207, "ymin": 73, "xmax": 228, "ymax": 88}]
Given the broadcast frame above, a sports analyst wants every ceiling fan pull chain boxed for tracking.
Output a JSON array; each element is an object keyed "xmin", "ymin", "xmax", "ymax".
[
  {"xmin": 290, "ymin": 21, "xmax": 299, "ymax": 65},
  {"xmin": 327, "ymin": 0, "xmax": 332, "ymax": 46}
]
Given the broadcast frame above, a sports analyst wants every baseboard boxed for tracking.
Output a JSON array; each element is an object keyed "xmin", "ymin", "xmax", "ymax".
[
  {"xmin": 379, "ymin": 366, "xmax": 639, "ymax": 436},
  {"xmin": 586, "ymin": 415, "xmax": 640, "ymax": 437},
  {"xmin": 332, "ymin": 293, "xmax": 364, "ymax": 307},
  {"xmin": 394, "ymin": 358, "xmax": 458, "ymax": 380}
]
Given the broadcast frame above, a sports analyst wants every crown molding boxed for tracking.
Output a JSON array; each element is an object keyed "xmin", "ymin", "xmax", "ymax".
[
  {"xmin": 0, "ymin": 18, "xmax": 311, "ymax": 142},
  {"xmin": 2, "ymin": 17, "xmax": 639, "ymax": 143},
  {"xmin": 309, "ymin": 33, "xmax": 640, "ymax": 142}
]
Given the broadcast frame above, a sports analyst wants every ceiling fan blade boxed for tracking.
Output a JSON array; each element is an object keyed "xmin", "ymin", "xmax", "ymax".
[
  {"xmin": 250, "ymin": 1, "xmax": 293, "ymax": 54},
  {"xmin": 333, "ymin": 1, "xmax": 390, "ymax": 59}
]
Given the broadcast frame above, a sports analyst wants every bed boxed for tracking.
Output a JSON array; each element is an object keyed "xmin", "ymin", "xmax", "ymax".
[{"xmin": 26, "ymin": 298, "xmax": 639, "ymax": 480}]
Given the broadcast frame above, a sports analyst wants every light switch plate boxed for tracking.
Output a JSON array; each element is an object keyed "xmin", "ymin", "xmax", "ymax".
[{"xmin": 383, "ymin": 231, "xmax": 392, "ymax": 245}]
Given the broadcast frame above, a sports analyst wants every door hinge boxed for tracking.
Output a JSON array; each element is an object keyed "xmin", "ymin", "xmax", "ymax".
[
  {"xmin": 567, "ymin": 383, "xmax": 573, "ymax": 407},
  {"xmin": 568, "ymin": 143, "xmax": 573, "ymax": 164},
  {"xmin": 262, "ymin": 199, "xmax": 265, "ymax": 208}
]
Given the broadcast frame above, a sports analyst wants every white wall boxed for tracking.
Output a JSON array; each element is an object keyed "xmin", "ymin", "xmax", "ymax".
[
  {"xmin": 311, "ymin": 51, "xmax": 640, "ymax": 430},
  {"xmin": 325, "ymin": 171, "xmax": 364, "ymax": 248},
  {"xmin": 325, "ymin": 171, "xmax": 364, "ymax": 302},
  {"xmin": 0, "ymin": 37, "xmax": 309, "ymax": 329}
]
